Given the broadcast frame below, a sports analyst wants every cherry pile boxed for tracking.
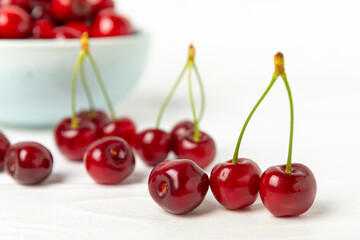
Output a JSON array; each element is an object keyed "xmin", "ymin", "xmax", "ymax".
[
  {"xmin": 136, "ymin": 45, "xmax": 216, "ymax": 169},
  {"xmin": 54, "ymin": 33, "xmax": 136, "ymax": 184},
  {"xmin": 0, "ymin": 0, "xmax": 132, "ymax": 39},
  {"xmin": 148, "ymin": 52, "xmax": 317, "ymax": 217}
]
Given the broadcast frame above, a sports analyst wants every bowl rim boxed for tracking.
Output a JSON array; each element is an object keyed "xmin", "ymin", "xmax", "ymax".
[{"xmin": 0, "ymin": 31, "xmax": 148, "ymax": 48}]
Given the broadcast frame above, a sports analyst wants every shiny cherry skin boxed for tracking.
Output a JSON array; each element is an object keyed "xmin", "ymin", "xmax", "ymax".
[
  {"xmin": 259, "ymin": 163, "xmax": 317, "ymax": 217},
  {"xmin": 100, "ymin": 117, "xmax": 137, "ymax": 147},
  {"xmin": 64, "ymin": 21, "xmax": 90, "ymax": 34},
  {"xmin": 135, "ymin": 129, "xmax": 170, "ymax": 166},
  {"xmin": 49, "ymin": 0, "xmax": 90, "ymax": 22},
  {"xmin": 88, "ymin": 0, "xmax": 113, "ymax": 16},
  {"xmin": 32, "ymin": 19, "xmax": 55, "ymax": 38},
  {"xmin": 148, "ymin": 159, "xmax": 209, "ymax": 214},
  {"xmin": 53, "ymin": 26, "xmax": 82, "ymax": 38},
  {"xmin": 0, "ymin": 5, "xmax": 32, "ymax": 39},
  {"xmin": 76, "ymin": 109, "xmax": 111, "ymax": 129},
  {"xmin": 90, "ymin": 8, "xmax": 132, "ymax": 38},
  {"xmin": 4, "ymin": 142, "xmax": 53, "ymax": 185},
  {"xmin": 210, "ymin": 158, "xmax": 261, "ymax": 210},
  {"xmin": 170, "ymin": 120, "xmax": 193, "ymax": 155},
  {"xmin": 0, "ymin": 132, "xmax": 10, "ymax": 171},
  {"xmin": 54, "ymin": 117, "xmax": 97, "ymax": 161},
  {"xmin": 84, "ymin": 136, "xmax": 135, "ymax": 184},
  {"xmin": 175, "ymin": 130, "xmax": 216, "ymax": 169},
  {"xmin": 0, "ymin": 0, "xmax": 29, "ymax": 10}
]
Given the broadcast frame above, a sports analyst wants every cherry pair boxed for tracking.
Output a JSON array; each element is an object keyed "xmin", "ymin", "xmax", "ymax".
[
  {"xmin": 136, "ymin": 45, "xmax": 216, "ymax": 169},
  {"xmin": 0, "ymin": 131, "xmax": 53, "ymax": 185},
  {"xmin": 54, "ymin": 33, "xmax": 136, "ymax": 162}
]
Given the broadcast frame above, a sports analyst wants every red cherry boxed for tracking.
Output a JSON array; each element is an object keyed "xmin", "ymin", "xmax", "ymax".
[
  {"xmin": 148, "ymin": 159, "xmax": 209, "ymax": 214},
  {"xmin": 169, "ymin": 120, "xmax": 193, "ymax": 155},
  {"xmin": 30, "ymin": 1, "xmax": 51, "ymax": 20},
  {"xmin": 76, "ymin": 109, "xmax": 111, "ymax": 128},
  {"xmin": 0, "ymin": 5, "xmax": 32, "ymax": 39},
  {"xmin": 100, "ymin": 117, "xmax": 137, "ymax": 147},
  {"xmin": 175, "ymin": 130, "xmax": 216, "ymax": 169},
  {"xmin": 84, "ymin": 136, "xmax": 135, "ymax": 184},
  {"xmin": 53, "ymin": 26, "xmax": 82, "ymax": 38},
  {"xmin": 54, "ymin": 117, "xmax": 98, "ymax": 161},
  {"xmin": 135, "ymin": 129, "xmax": 170, "ymax": 166},
  {"xmin": 88, "ymin": 0, "xmax": 113, "ymax": 17},
  {"xmin": 32, "ymin": 19, "xmax": 55, "ymax": 38},
  {"xmin": 4, "ymin": 142, "xmax": 53, "ymax": 185},
  {"xmin": 49, "ymin": 0, "xmax": 90, "ymax": 22},
  {"xmin": 0, "ymin": 132, "xmax": 10, "ymax": 171},
  {"xmin": 259, "ymin": 163, "xmax": 317, "ymax": 217},
  {"xmin": 0, "ymin": 0, "xmax": 30, "ymax": 10},
  {"xmin": 90, "ymin": 8, "xmax": 132, "ymax": 38},
  {"xmin": 210, "ymin": 158, "xmax": 261, "ymax": 210},
  {"xmin": 64, "ymin": 21, "xmax": 90, "ymax": 34}
]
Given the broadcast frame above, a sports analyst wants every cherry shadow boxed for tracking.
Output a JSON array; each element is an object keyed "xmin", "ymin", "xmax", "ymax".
[
  {"xmin": 41, "ymin": 172, "xmax": 66, "ymax": 185},
  {"xmin": 120, "ymin": 171, "xmax": 146, "ymax": 185},
  {"xmin": 179, "ymin": 199, "xmax": 219, "ymax": 218}
]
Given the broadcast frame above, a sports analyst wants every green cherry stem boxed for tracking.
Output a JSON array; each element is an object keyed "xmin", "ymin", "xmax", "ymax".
[
  {"xmin": 188, "ymin": 61, "xmax": 200, "ymax": 141},
  {"xmin": 71, "ymin": 50, "xmax": 86, "ymax": 128},
  {"xmin": 86, "ymin": 52, "xmax": 116, "ymax": 121},
  {"xmin": 155, "ymin": 63, "xmax": 187, "ymax": 128},
  {"xmin": 193, "ymin": 62, "xmax": 206, "ymax": 122},
  {"xmin": 79, "ymin": 60, "xmax": 95, "ymax": 117},
  {"xmin": 281, "ymin": 72, "xmax": 294, "ymax": 173},
  {"xmin": 232, "ymin": 72, "xmax": 279, "ymax": 163}
]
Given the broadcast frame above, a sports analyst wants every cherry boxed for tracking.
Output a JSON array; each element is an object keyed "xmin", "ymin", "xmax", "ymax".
[
  {"xmin": 4, "ymin": 142, "xmax": 53, "ymax": 185},
  {"xmin": 259, "ymin": 163, "xmax": 316, "ymax": 217},
  {"xmin": 100, "ymin": 117, "xmax": 137, "ymax": 147},
  {"xmin": 0, "ymin": 0, "xmax": 30, "ymax": 10},
  {"xmin": 210, "ymin": 159, "xmax": 261, "ymax": 209},
  {"xmin": 90, "ymin": 8, "xmax": 132, "ymax": 37},
  {"xmin": 0, "ymin": 132, "xmax": 10, "ymax": 171},
  {"xmin": 0, "ymin": 5, "xmax": 32, "ymax": 39},
  {"xmin": 175, "ymin": 130, "xmax": 216, "ymax": 169},
  {"xmin": 135, "ymin": 129, "xmax": 170, "ymax": 166},
  {"xmin": 88, "ymin": 0, "xmax": 113, "ymax": 16},
  {"xmin": 64, "ymin": 21, "xmax": 90, "ymax": 34},
  {"xmin": 53, "ymin": 26, "xmax": 82, "ymax": 38},
  {"xmin": 148, "ymin": 159, "xmax": 209, "ymax": 214},
  {"xmin": 54, "ymin": 117, "xmax": 97, "ymax": 161},
  {"xmin": 84, "ymin": 136, "xmax": 135, "ymax": 184},
  {"xmin": 170, "ymin": 120, "xmax": 193, "ymax": 154},
  {"xmin": 29, "ymin": 0, "xmax": 51, "ymax": 19},
  {"xmin": 32, "ymin": 19, "xmax": 55, "ymax": 38},
  {"xmin": 76, "ymin": 109, "xmax": 111, "ymax": 128},
  {"xmin": 49, "ymin": 0, "xmax": 91, "ymax": 22}
]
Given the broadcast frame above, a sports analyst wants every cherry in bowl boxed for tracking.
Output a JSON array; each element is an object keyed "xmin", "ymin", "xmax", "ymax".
[
  {"xmin": 4, "ymin": 142, "xmax": 53, "ymax": 185},
  {"xmin": 148, "ymin": 159, "xmax": 209, "ymax": 214}
]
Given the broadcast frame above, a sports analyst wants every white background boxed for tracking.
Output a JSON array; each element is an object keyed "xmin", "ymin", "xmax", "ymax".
[{"xmin": 0, "ymin": 0, "xmax": 359, "ymax": 239}]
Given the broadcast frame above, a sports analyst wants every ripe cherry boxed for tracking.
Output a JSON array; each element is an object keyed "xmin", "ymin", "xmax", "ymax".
[
  {"xmin": 30, "ymin": 0, "xmax": 51, "ymax": 19},
  {"xmin": 88, "ymin": 0, "xmax": 114, "ymax": 16},
  {"xmin": 90, "ymin": 8, "xmax": 132, "ymax": 37},
  {"xmin": 0, "ymin": 132, "xmax": 10, "ymax": 171},
  {"xmin": 32, "ymin": 19, "xmax": 55, "ymax": 39},
  {"xmin": 136, "ymin": 129, "xmax": 171, "ymax": 166},
  {"xmin": 0, "ymin": 5, "xmax": 32, "ymax": 39},
  {"xmin": 210, "ymin": 159, "xmax": 261, "ymax": 209},
  {"xmin": 76, "ymin": 109, "xmax": 111, "ymax": 128},
  {"xmin": 148, "ymin": 159, "xmax": 209, "ymax": 214},
  {"xmin": 64, "ymin": 21, "xmax": 90, "ymax": 34},
  {"xmin": 4, "ymin": 142, "xmax": 53, "ymax": 185},
  {"xmin": 54, "ymin": 117, "xmax": 97, "ymax": 161},
  {"xmin": 84, "ymin": 136, "xmax": 135, "ymax": 184},
  {"xmin": 175, "ymin": 130, "xmax": 216, "ymax": 169},
  {"xmin": 100, "ymin": 117, "xmax": 137, "ymax": 147},
  {"xmin": 259, "ymin": 163, "xmax": 316, "ymax": 217},
  {"xmin": 53, "ymin": 26, "xmax": 82, "ymax": 38},
  {"xmin": 0, "ymin": 0, "xmax": 29, "ymax": 10},
  {"xmin": 49, "ymin": 0, "xmax": 90, "ymax": 22},
  {"xmin": 170, "ymin": 120, "xmax": 193, "ymax": 154}
]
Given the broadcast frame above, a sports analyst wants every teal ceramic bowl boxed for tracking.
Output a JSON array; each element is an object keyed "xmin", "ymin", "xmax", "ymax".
[{"xmin": 0, "ymin": 32, "xmax": 149, "ymax": 127}]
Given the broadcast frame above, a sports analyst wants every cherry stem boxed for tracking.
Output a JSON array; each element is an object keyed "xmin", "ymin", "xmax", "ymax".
[
  {"xmin": 193, "ymin": 63, "xmax": 205, "ymax": 122},
  {"xmin": 86, "ymin": 52, "xmax": 116, "ymax": 121},
  {"xmin": 232, "ymin": 73, "xmax": 279, "ymax": 163},
  {"xmin": 155, "ymin": 63, "xmax": 187, "ymax": 128},
  {"xmin": 281, "ymin": 72, "xmax": 294, "ymax": 173},
  {"xmin": 79, "ymin": 60, "xmax": 95, "ymax": 117},
  {"xmin": 71, "ymin": 51, "xmax": 86, "ymax": 128},
  {"xmin": 188, "ymin": 61, "xmax": 200, "ymax": 141}
]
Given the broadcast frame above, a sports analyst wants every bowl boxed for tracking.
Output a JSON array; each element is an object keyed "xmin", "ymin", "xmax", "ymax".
[{"xmin": 0, "ymin": 32, "xmax": 149, "ymax": 127}]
